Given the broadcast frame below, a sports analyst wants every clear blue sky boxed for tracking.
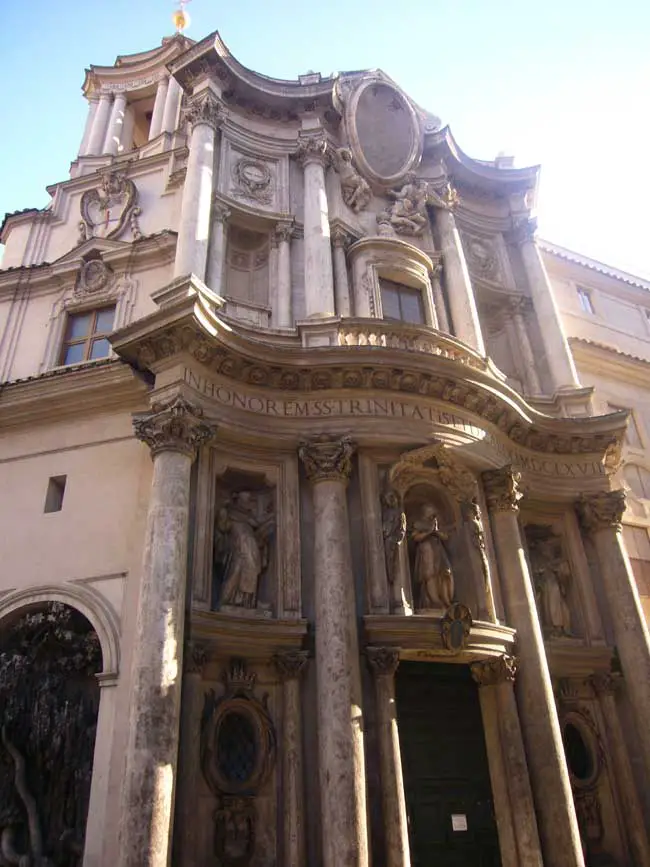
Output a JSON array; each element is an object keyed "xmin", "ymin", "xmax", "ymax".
[{"xmin": 1, "ymin": 0, "xmax": 649, "ymax": 276}]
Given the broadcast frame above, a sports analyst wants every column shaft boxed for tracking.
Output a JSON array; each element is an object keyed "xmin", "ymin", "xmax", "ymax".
[
  {"xmin": 104, "ymin": 92, "xmax": 127, "ymax": 156},
  {"xmin": 274, "ymin": 651, "xmax": 309, "ymax": 867},
  {"xmin": 205, "ymin": 205, "xmax": 230, "ymax": 295},
  {"xmin": 276, "ymin": 223, "xmax": 293, "ymax": 327},
  {"xmin": 299, "ymin": 438, "xmax": 369, "ymax": 867},
  {"xmin": 590, "ymin": 675, "xmax": 650, "ymax": 867},
  {"xmin": 483, "ymin": 468, "xmax": 585, "ymax": 867},
  {"xmin": 431, "ymin": 266, "xmax": 450, "ymax": 333},
  {"xmin": 366, "ymin": 649, "xmax": 410, "ymax": 867},
  {"xmin": 578, "ymin": 491, "xmax": 650, "ymax": 780},
  {"xmin": 511, "ymin": 300, "xmax": 542, "ymax": 394},
  {"xmin": 516, "ymin": 221, "xmax": 580, "ymax": 390},
  {"xmin": 174, "ymin": 94, "xmax": 220, "ymax": 280},
  {"xmin": 332, "ymin": 228, "xmax": 351, "ymax": 317},
  {"xmin": 161, "ymin": 76, "xmax": 181, "ymax": 134},
  {"xmin": 117, "ymin": 398, "xmax": 214, "ymax": 867},
  {"xmin": 86, "ymin": 92, "xmax": 112, "ymax": 156},
  {"xmin": 435, "ymin": 207, "xmax": 485, "ymax": 354},
  {"xmin": 149, "ymin": 77, "xmax": 169, "ymax": 140},
  {"xmin": 83, "ymin": 675, "xmax": 118, "ymax": 867},
  {"xmin": 297, "ymin": 137, "xmax": 335, "ymax": 317},
  {"xmin": 79, "ymin": 96, "xmax": 99, "ymax": 156}
]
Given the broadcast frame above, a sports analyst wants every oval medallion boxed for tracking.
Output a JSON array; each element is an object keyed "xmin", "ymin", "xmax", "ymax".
[{"xmin": 347, "ymin": 78, "xmax": 422, "ymax": 185}]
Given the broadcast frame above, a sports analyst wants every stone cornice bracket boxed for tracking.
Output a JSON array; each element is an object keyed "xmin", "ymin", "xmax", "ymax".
[
  {"xmin": 183, "ymin": 91, "xmax": 223, "ymax": 131},
  {"xmin": 295, "ymin": 133, "xmax": 330, "ymax": 168},
  {"xmin": 298, "ymin": 435, "xmax": 356, "ymax": 484},
  {"xmin": 272, "ymin": 650, "xmax": 309, "ymax": 681},
  {"xmin": 133, "ymin": 396, "xmax": 216, "ymax": 459},
  {"xmin": 482, "ymin": 465, "xmax": 522, "ymax": 513},
  {"xmin": 576, "ymin": 489, "xmax": 626, "ymax": 533},
  {"xmin": 470, "ymin": 654, "xmax": 518, "ymax": 687},
  {"xmin": 366, "ymin": 646, "xmax": 400, "ymax": 677}
]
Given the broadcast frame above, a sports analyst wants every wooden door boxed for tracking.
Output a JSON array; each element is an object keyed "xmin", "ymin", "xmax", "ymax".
[{"xmin": 396, "ymin": 661, "xmax": 501, "ymax": 867}]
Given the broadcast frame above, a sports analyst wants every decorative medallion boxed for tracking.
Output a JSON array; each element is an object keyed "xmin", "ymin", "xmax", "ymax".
[
  {"xmin": 75, "ymin": 257, "xmax": 114, "ymax": 296},
  {"xmin": 463, "ymin": 234, "xmax": 500, "ymax": 282},
  {"xmin": 441, "ymin": 602, "xmax": 473, "ymax": 653},
  {"xmin": 79, "ymin": 171, "xmax": 139, "ymax": 241},
  {"xmin": 231, "ymin": 157, "xmax": 273, "ymax": 205}
]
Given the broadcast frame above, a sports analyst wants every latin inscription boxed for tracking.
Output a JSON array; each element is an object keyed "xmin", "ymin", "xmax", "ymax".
[{"xmin": 184, "ymin": 368, "xmax": 606, "ymax": 478}]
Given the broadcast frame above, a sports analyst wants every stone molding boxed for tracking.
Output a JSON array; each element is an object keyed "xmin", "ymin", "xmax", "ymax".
[
  {"xmin": 589, "ymin": 673, "xmax": 621, "ymax": 697},
  {"xmin": 295, "ymin": 134, "xmax": 329, "ymax": 168},
  {"xmin": 366, "ymin": 646, "xmax": 400, "ymax": 677},
  {"xmin": 272, "ymin": 650, "xmax": 309, "ymax": 680},
  {"xmin": 298, "ymin": 436, "xmax": 356, "ymax": 484},
  {"xmin": 577, "ymin": 490, "xmax": 626, "ymax": 532},
  {"xmin": 482, "ymin": 466, "xmax": 523, "ymax": 512},
  {"xmin": 184, "ymin": 91, "xmax": 222, "ymax": 131},
  {"xmin": 470, "ymin": 655, "xmax": 518, "ymax": 687},
  {"xmin": 133, "ymin": 395, "xmax": 215, "ymax": 459}
]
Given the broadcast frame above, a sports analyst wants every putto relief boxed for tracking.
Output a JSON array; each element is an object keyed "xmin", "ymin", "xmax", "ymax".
[{"xmin": 212, "ymin": 481, "xmax": 276, "ymax": 616}]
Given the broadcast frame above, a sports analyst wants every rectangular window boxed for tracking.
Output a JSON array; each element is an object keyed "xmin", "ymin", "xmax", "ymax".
[
  {"xmin": 44, "ymin": 475, "xmax": 67, "ymax": 513},
  {"xmin": 607, "ymin": 403, "xmax": 643, "ymax": 448},
  {"xmin": 577, "ymin": 287, "xmax": 595, "ymax": 315},
  {"xmin": 379, "ymin": 278, "xmax": 424, "ymax": 325},
  {"xmin": 59, "ymin": 306, "xmax": 115, "ymax": 366}
]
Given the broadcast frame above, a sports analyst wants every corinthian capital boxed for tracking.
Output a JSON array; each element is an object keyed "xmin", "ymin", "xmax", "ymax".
[
  {"xmin": 133, "ymin": 396, "xmax": 215, "ymax": 459},
  {"xmin": 184, "ymin": 91, "xmax": 222, "ymax": 131},
  {"xmin": 470, "ymin": 655, "xmax": 517, "ymax": 687},
  {"xmin": 577, "ymin": 490, "xmax": 626, "ymax": 533},
  {"xmin": 482, "ymin": 466, "xmax": 522, "ymax": 513},
  {"xmin": 366, "ymin": 646, "xmax": 400, "ymax": 677},
  {"xmin": 507, "ymin": 216, "xmax": 537, "ymax": 246},
  {"xmin": 295, "ymin": 134, "xmax": 330, "ymax": 167},
  {"xmin": 298, "ymin": 436, "xmax": 356, "ymax": 484},
  {"xmin": 272, "ymin": 650, "xmax": 309, "ymax": 681}
]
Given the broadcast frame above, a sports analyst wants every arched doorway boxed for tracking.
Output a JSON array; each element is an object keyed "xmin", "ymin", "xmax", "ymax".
[{"xmin": 0, "ymin": 601, "xmax": 102, "ymax": 866}]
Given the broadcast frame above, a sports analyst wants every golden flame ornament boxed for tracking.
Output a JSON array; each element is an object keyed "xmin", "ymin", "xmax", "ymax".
[{"xmin": 172, "ymin": 0, "xmax": 191, "ymax": 32}]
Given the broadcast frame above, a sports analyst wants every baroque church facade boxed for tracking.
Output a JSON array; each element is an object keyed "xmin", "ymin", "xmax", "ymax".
[{"xmin": 1, "ymin": 27, "xmax": 650, "ymax": 867}]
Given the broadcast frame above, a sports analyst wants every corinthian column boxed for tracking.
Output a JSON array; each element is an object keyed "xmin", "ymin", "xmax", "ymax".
[
  {"xmin": 366, "ymin": 648, "xmax": 410, "ymax": 867},
  {"xmin": 86, "ymin": 90, "xmax": 112, "ymax": 156},
  {"xmin": 273, "ymin": 651, "xmax": 309, "ymax": 867},
  {"xmin": 508, "ymin": 297, "xmax": 542, "ymax": 395},
  {"xmin": 577, "ymin": 491, "xmax": 650, "ymax": 779},
  {"xmin": 298, "ymin": 437, "xmax": 369, "ymax": 867},
  {"xmin": 295, "ymin": 135, "xmax": 335, "ymax": 317},
  {"xmin": 471, "ymin": 656, "xmax": 543, "ymax": 867},
  {"xmin": 104, "ymin": 92, "xmax": 127, "ymax": 156},
  {"xmin": 430, "ymin": 262, "xmax": 450, "ymax": 333},
  {"xmin": 149, "ymin": 76, "xmax": 169, "ymax": 140},
  {"xmin": 275, "ymin": 221, "xmax": 294, "ymax": 327},
  {"xmin": 118, "ymin": 397, "xmax": 215, "ymax": 867},
  {"xmin": 510, "ymin": 218, "xmax": 580, "ymax": 391},
  {"xmin": 79, "ymin": 95, "xmax": 99, "ymax": 156},
  {"xmin": 205, "ymin": 203, "xmax": 230, "ymax": 296},
  {"xmin": 482, "ymin": 467, "xmax": 584, "ymax": 867},
  {"xmin": 434, "ymin": 204, "xmax": 485, "ymax": 354},
  {"xmin": 331, "ymin": 226, "xmax": 352, "ymax": 317},
  {"xmin": 589, "ymin": 674, "xmax": 650, "ymax": 867},
  {"xmin": 174, "ymin": 91, "xmax": 221, "ymax": 280}
]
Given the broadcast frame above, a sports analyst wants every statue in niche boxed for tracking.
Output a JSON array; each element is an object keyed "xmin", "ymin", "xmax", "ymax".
[
  {"xmin": 411, "ymin": 504, "xmax": 455, "ymax": 610},
  {"xmin": 527, "ymin": 528, "xmax": 572, "ymax": 638},
  {"xmin": 381, "ymin": 488, "xmax": 406, "ymax": 587},
  {"xmin": 380, "ymin": 172, "xmax": 429, "ymax": 236},
  {"xmin": 332, "ymin": 147, "xmax": 372, "ymax": 212},
  {"xmin": 214, "ymin": 491, "xmax": 275, "ymax": 611}
]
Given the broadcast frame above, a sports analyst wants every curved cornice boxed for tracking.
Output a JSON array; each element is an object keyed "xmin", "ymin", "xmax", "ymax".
[
  {"xmin": 82, "ymin": 35, "xmax": 193, "ymax": 96},
  {"xmin": 110, "ymin": 277, "xmax": 625, "ymax": 469}
]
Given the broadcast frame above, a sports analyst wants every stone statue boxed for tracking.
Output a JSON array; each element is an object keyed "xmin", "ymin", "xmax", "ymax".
[
  {"xmin": 381, "ymin": 172, "xmax": 432, "ymax": 236},
  {"xmin": 215, "ymin": 491, "xmax": 274, "ymax": 610},
  {"xmin": 411, "ymin": 504, "xmax": 454, "ymax": 610},
  {"xmin": 381, "ymin": 489, "xmax": 406, "ymax": 586},
  {"xmin": 527, "ymin": 530, "xmax": 572, "ymax": 637},
  {"xmin": 332, "ymin": 147, "xmax": 372, "ymax": 212}
]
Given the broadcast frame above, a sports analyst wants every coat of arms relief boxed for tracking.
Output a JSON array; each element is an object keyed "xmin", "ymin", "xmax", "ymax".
[{"xmin": 78, "ymin": 170, "xmax": 142, "ymax": 242}]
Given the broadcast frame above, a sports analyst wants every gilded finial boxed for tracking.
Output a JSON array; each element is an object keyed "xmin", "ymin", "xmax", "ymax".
[{"xmin": 172, "ymin": 0, "xmax": 191, "ymax": 32}]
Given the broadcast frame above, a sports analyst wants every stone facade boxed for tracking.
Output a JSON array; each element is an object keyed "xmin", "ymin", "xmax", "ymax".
[{"xmin": 1, "ymin": 27, "xmax": 649, "ymax": 867}]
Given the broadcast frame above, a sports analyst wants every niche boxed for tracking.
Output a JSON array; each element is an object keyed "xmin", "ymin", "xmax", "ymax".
[{"xmin": 225, "ymin": 225, "xmax": 270, "ymax": 309}]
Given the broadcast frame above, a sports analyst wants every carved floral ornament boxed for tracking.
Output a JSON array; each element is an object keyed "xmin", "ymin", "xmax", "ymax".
[
  {"xmin": 482, "ymin": 466, "xmax": 523, "ymax": 512},
  {"xmin": 132, "ymin": 396, "xmax": 216, "ymax": 459},
  {"xmin": 471, "ymin": 654, "xmax": 518, "ymax": 687},
  {"xmin": 295, "ymin": 134, "xmax": 329, "ymax": 167},
  {"xmin": 183, "ymin": 90, "xmax": 223, "ymax": 130},
  {"xmin": 576, "ymin": 489, "xmax": 626, "ymax": 532},
  {"xmin": 298, "ymin": 436, "xmax": 356, "ymax": 483},
  {"xmin": 124, "ymin": 322, "xmax": 622, "ymax": 461},
  {"xmin": 366, "ymin": 646, "xmax": 400, "ymax": 677}
]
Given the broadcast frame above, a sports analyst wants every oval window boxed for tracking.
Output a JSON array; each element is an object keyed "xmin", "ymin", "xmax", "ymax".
[
  {"xmin": 563, "ymin": 722, "xmax": 593, "ymax": 782},
  {"xmin": 217, "ymin": 711, "xmax": 257, "ymax": 785}
]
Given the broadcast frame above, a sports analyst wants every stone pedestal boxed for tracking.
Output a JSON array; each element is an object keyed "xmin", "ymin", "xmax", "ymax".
[
  {"xmin": 117, "ymin": 397, "xmax": 214, "ymax": 867},
  {"xmin": 174, "ymin": 92, "xmax": 221, "ymax": 281},
  {"xmin": 483, "ymin": 467, "xmax": 585, "ymax": 867},
  {"xmin": 275, "ymin": 222, "xmax": 293, "ymax": 327},
  {"xmin": 513, "ymin": 219, "xmax": 580, "ymax": 391},
  {"xmin": 87, "ymin": 91, "xmax": 112, "ymax": 156},
  {"xmin": 104, "ymin": 92, "xmax": 127, "ymax": 156},
  {"xmin": 149, "ymin": 76, "xmax": 169, "ymax": 140},
  {"xmin": 578, "ymin": 491, "xmax": 650, "ymax": 780},
  {"xmin": 332, "ymin": 227, "xmax": 352, "ymax": 317},
  {"xmin": 590, "ymin": 674, "xmax": 650, "ymax": 867},
  {"xmin": 273, "ymin": 651, "xmax": 309, "ymax": 867},
  {"xmin": 435, "ymin": 207, "xmax": 485, "ymax": 354},
  {"xmin": 472, "ymin": 656, "xmax": 543, "ymax": 867},
  {"xmin": 366, "ymin": 648, "xmax": 410, "ymax": 867},
  {"xmin": 296, "ymin": 136, "xmax": 335, "ymax": 317},
  {"xmin": 298, "ymin": 437, "xmax": 369, "ymax": 867},
  {"xmin": 509, "ymin": 297, "xmax": 542, "ymax": 395}
]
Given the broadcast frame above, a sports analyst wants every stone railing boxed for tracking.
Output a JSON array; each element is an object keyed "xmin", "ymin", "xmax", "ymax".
[{"xmin": 337, "ymin": 318, "xmax": 488, "ymax": 370}]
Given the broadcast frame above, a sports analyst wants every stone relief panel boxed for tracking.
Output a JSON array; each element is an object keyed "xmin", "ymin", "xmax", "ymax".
[
  {"xmin": 219, "ymin": 137, "xmax": 289, "ymax": 213},
  {"xmin": 78, "ymin": 170, "xmax": 142, "ymax": 242},
  {"xmin": 461, "ymin": 233, "xmax": 502, "ymax": 283},
  {"xmin": 212, "ymin": 470, "xmax": 276, "ymax": 617},
  {"xmin": 231, "ymin": 157, "xmax": 274, "ymax": 206},
  {"xmin": 524, "ymin": 524, "xmax": 574, "ymax": 638}
]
